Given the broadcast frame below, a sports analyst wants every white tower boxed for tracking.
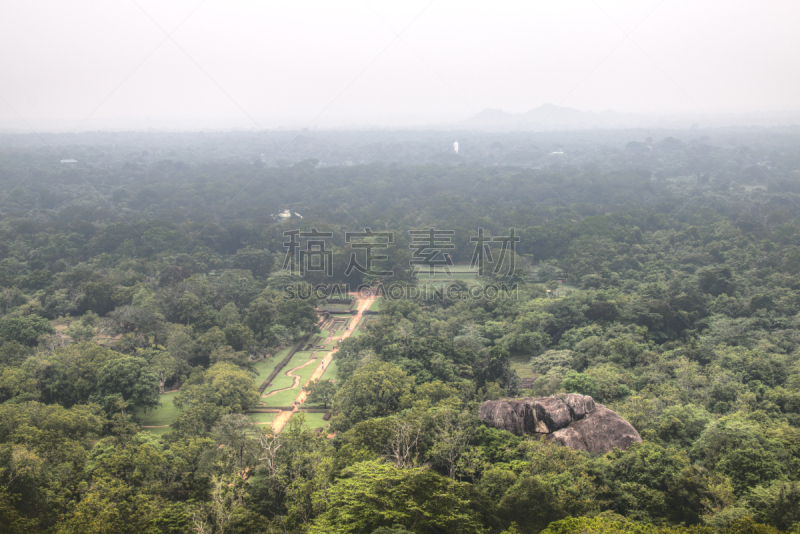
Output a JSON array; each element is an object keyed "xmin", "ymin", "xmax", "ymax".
[{"xmin": 454, "ymin": 141, "xmax": 459, "ymax": 154}]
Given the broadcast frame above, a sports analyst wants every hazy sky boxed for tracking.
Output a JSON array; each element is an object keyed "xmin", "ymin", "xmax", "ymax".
[{"xmin": 1, "ymin": 0, "xmax": 799, "ymax": 131}]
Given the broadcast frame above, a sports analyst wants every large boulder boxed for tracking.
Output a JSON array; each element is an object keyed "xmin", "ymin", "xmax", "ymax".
[{"xmin": 478, "ymin": 394, "xmax": 641, "ymax": 454}]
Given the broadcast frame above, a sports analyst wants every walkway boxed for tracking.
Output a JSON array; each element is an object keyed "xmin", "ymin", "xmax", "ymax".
[
  {"xmin": 261, "ymin": 357, "xmax": 317, "ymax": 398},
  {"xmin": 271, "ymin": 294, "xmax": 376, "ymax": 433}
]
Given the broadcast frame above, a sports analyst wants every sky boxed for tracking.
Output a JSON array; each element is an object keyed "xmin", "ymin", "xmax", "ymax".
[{"xmin": 1, "ymin": 0, "xmax": 799, "ymax": 131}]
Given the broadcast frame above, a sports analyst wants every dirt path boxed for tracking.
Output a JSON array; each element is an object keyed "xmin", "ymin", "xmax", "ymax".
[
  {"xmin": 261, "ymin": 358, "xmax": 317, "ymax": 398},
  {"xmin": 271, "ymin": 294, "xmax": 377, "ymax": 433}
]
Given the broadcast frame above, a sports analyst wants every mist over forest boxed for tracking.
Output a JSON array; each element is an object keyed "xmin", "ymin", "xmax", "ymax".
[
  {"xmin": 3, "ymin": 0, "xmax": 800, "ymax": 532},
  {"xmin": 1, "ymin": 125, "xmax": 800, "ymax": 534}
]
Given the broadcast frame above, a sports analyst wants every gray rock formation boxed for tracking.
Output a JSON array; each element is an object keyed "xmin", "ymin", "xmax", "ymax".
[{"xmin": 478, "ymin": 394, "xmax": 641, "ymax": 453}]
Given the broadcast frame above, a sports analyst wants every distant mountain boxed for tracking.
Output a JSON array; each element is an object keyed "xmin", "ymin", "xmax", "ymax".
[{"xmin": 461, "ymin": 104, "xmax": 643, "ymax": 131}]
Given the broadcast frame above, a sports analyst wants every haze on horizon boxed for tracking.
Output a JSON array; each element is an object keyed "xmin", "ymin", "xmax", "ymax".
[{"xmin": 1, "ymin": 0, "xmax": 799, "ymax": 132}]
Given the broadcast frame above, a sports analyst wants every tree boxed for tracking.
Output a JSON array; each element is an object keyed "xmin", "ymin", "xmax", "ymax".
[
  {"xmin": 104, "ymin": 306, "xmax": 167, "ymax": 345},
  {"xmin": 137, "ymin": 348, "xmax": 180, "ymax": 393},
  {"xmin": 309, "ymin": 460, "xmax": 484, "ymax": 534},
  {"xmin": 79, "ymin": 279, "xmax": 116, "ymax": 315},
  {"xmin": 276, "ymin": 297, "xmax": 318, "ymax": 337},
  {"xmin": 65, "ymin": 315, "xmax": 95, "ymax": 342},
  {"xmin": 95, "ymin": 356, "xmax": 160, "ymax": 412},
  {"xmin": 0, "ymin": 342, "xmax": 30, "ymax": 366},
  {"xmin": 166, "ymin": 324, "xmax": 198, "ymax": 366},
  {"xmin": 539, "ymin": 515, "xmax": 783, "ymax": 534},
  {"xmin": 178, "ymin": 292, "xmax": 204, "ymax": 326},
  {"xmin": 52, "ymin": 477, "xmax": 163, "ymax": 534},
  {"xmin": 0, "ymin": 315, "xmax": 54, "ymax": 346},
  {"xmin": 331, "ymin": 361, "xmax": 414, "ymax": 432},
  {"xmin": 429, "ymin": 408, "xmax": 476, "ymax": 479},
  {"xmin": 691, "ymin": 415, "xmax": 786, "ymax": 493},
  {"xmin": 209, "ymin": 345, "xmax": 254, "ymax": 373},
  {"xmin": 218, "ymin": 302, "xmax": 240, "ymax": 326},
  {"xmin": 223, "ymin": 323, "xmax": 256, "ymax": 353},
  {"xmin": 0, "ymin": 402, "xmax": 105, "ymax": 527},
  {"xmin": 25, "ymin": 342, "xmax": 126, "ymax": 407},
  {"xmin": 306, "ymin": 379, "xmax": 337, "ymax": 409},
  {"xmin": 0, "ymin": 367, "xmax": 38, "ymax": 403},
  {"xmin": 561, "ymin": 370, "xmax": 598, "ymax": 397},
  {"xmin": 656, "ymin": 404, "xmax": 712, "ymax": 449},
  {"xmin": 697, "ymin": 266, "xmax": 734, "ymax": 296},
  {"xmin": 172, "ymin": 362, "xmax": 260, "ymax": 436},
  {"xmin": 209, "ymin": 414, "xmax": 262, "ymax": 473},
  {"xmin": 545, "ymin": 280, "xmax": 559, "ymax": 295},
  {"xmin": 744, "ymin": 481, "xmax": 800, "ymax": 531},
  {"xmin": 232, "ymin": 247, "xmax": 273, "ymax": 279},
  {"xmin": 0, "ymin": 488, "xmax": 38, "ymax": 534},
  {"xmin": 530, "ymin": 350, "xmax": 576, "ymax": 374},
  {"xmin": 244, "ymin": 298, "xmax": 277, "ymax": 340},
  {"xmin": 497, "ymin": 474, "xmax": 565, "ymax": 534}
]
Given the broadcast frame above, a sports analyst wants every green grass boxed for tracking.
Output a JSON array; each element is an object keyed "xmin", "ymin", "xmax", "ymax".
[
  {"xmin": 510, "ymin": 355, "xmax": 535, "ymax": 379},
  {"xmin": 246, "ymin": 411, "xmax": 278, "ymax": 424},
  {"xmin": 308, "ymin": 334, "xmax": 327, "ymax": 346},
  {"xmin": 263, "ymin": 351, "xmax": 313, "ymax": 390},
  {"xmin": 412, "ymin": 263, "xmax": 482, "ymax": 290},
  {"xmin": 137, "ymin": 392, "xmax": 180, "ymax": 427},
  {"xmin": 273, "ymin": 346, "xmax": 293, "ymax": 360},
  {"xmin": 322, "ymin": 357, "xmax": 339, "ymax": 382},
  {"xmin": 296, "ymin": 412, "xmax": 331, "ymax": 432},
  {"xmin": 318, "ymin": 303, "xmax": 354, "ymax": 312},
  {"xmin": 249, "ymin": 346, "xmax": 294, "ymax": 388},
  {"xmin": 368, "ymin": 297, "xmax": 384, "ymax": 312},
  {"xmin": 414, "ymin": 263, "xmax": 479, "ymax": 283},
  {"xmin": 252, "ymin": 357, "xmax": 277, "ymax": 387},
  {"xmin": 262, "ymin": 387, "xmax": 301, "ymax": 407},
  {"xmin": 415, "ymin": 272, "xmax": 482, "ymax": 290},
  {"xmin": 416, "ymin": 271, "xmax": 479, "ymax": 280},
  {"xmin": 349, "ymin": 317, "xmax": 374, "ymax": 338},
  {"xmin": 143, "ymin": 425, "xmax": 171, "ymax": 437},
  {"xmin": 293, "ymin": 358, "xmax": 320, "ymax": 385},
  {"xmin": 313, "ymin": 345, "xmax": 330, "ymax": 354},
  {"xmin": 260, "ymin": 351, "xmax": 321, "ymax": 408}
]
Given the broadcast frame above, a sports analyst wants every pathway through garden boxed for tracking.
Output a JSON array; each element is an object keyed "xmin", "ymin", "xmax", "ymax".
[
  {"xmin": 271, "ymin": 294, "xmax": 377, "ymax": 433},
  {"xmin": 261, "ymin": 357, "xmax": 318, "ymax": 398}
]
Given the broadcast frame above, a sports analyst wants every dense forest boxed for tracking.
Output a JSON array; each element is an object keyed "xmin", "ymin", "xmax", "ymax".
[{"xmin": 0, "ymin": 128, "xmax": 799, "ymax": 533}]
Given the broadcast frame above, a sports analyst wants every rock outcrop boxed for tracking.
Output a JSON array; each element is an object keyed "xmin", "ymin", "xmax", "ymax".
[{"xmin": 478, "ymin": 394, "xmax": 641, "ymax": 453}]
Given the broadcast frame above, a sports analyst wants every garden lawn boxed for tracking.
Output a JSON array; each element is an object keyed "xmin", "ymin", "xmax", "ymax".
[
  {"xmin": 246, "ymin": 411, "xmax": 278, "ymax": 425},
  {"xmin": 261, "ymin": 387, "xmax": 301, "ymax": 407},
  {"xmin": 261, "ymin": 352, "xmax": 321, "ymax": 408},
  {"xmin": 367, "ymin": 297, "xmax": 384, "ymax": 312},
  {"xmin": 318, "ymin": 303, "xmax": 353, "ymax": 312},
  {"xmin": 143, "ymin": 426, "xmax": 171, "ymax": 437},
  {"xmin": 252, "ymin": 357, "xmax": 280, "ymax": 387},
  {"xmin": 262, "ymin": 351, "xmax": 313, "ymax": 391},
  {"xmin": 296, "ymin": 412, "xmax": 331, "ymax": 432},
  {"xmin": 293, "ymin": 359, "xmax": 320, "ymax": 387},
  {"xmin": 510, "ymin": 355, "xmax": 535, "ymax": 379},
  {"xmin": 137, "ymin": 391, "xmax": 180, "ymax": 429},
  {"xmin": 321, "ymin": 357, "xmax": 339, "ymax": 382},
  {"xmin": 248, "ymin": 346, "xmax": 294, "ymax": 391},
  {"xmin": 349, "ymin": 317, "xmax": 374, "ymax": 338}
]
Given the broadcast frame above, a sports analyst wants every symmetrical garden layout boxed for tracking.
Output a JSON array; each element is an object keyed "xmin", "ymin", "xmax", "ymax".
[{"xmin": 139, "ymin": 295, "xmax": 379, "ymax": 436}]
